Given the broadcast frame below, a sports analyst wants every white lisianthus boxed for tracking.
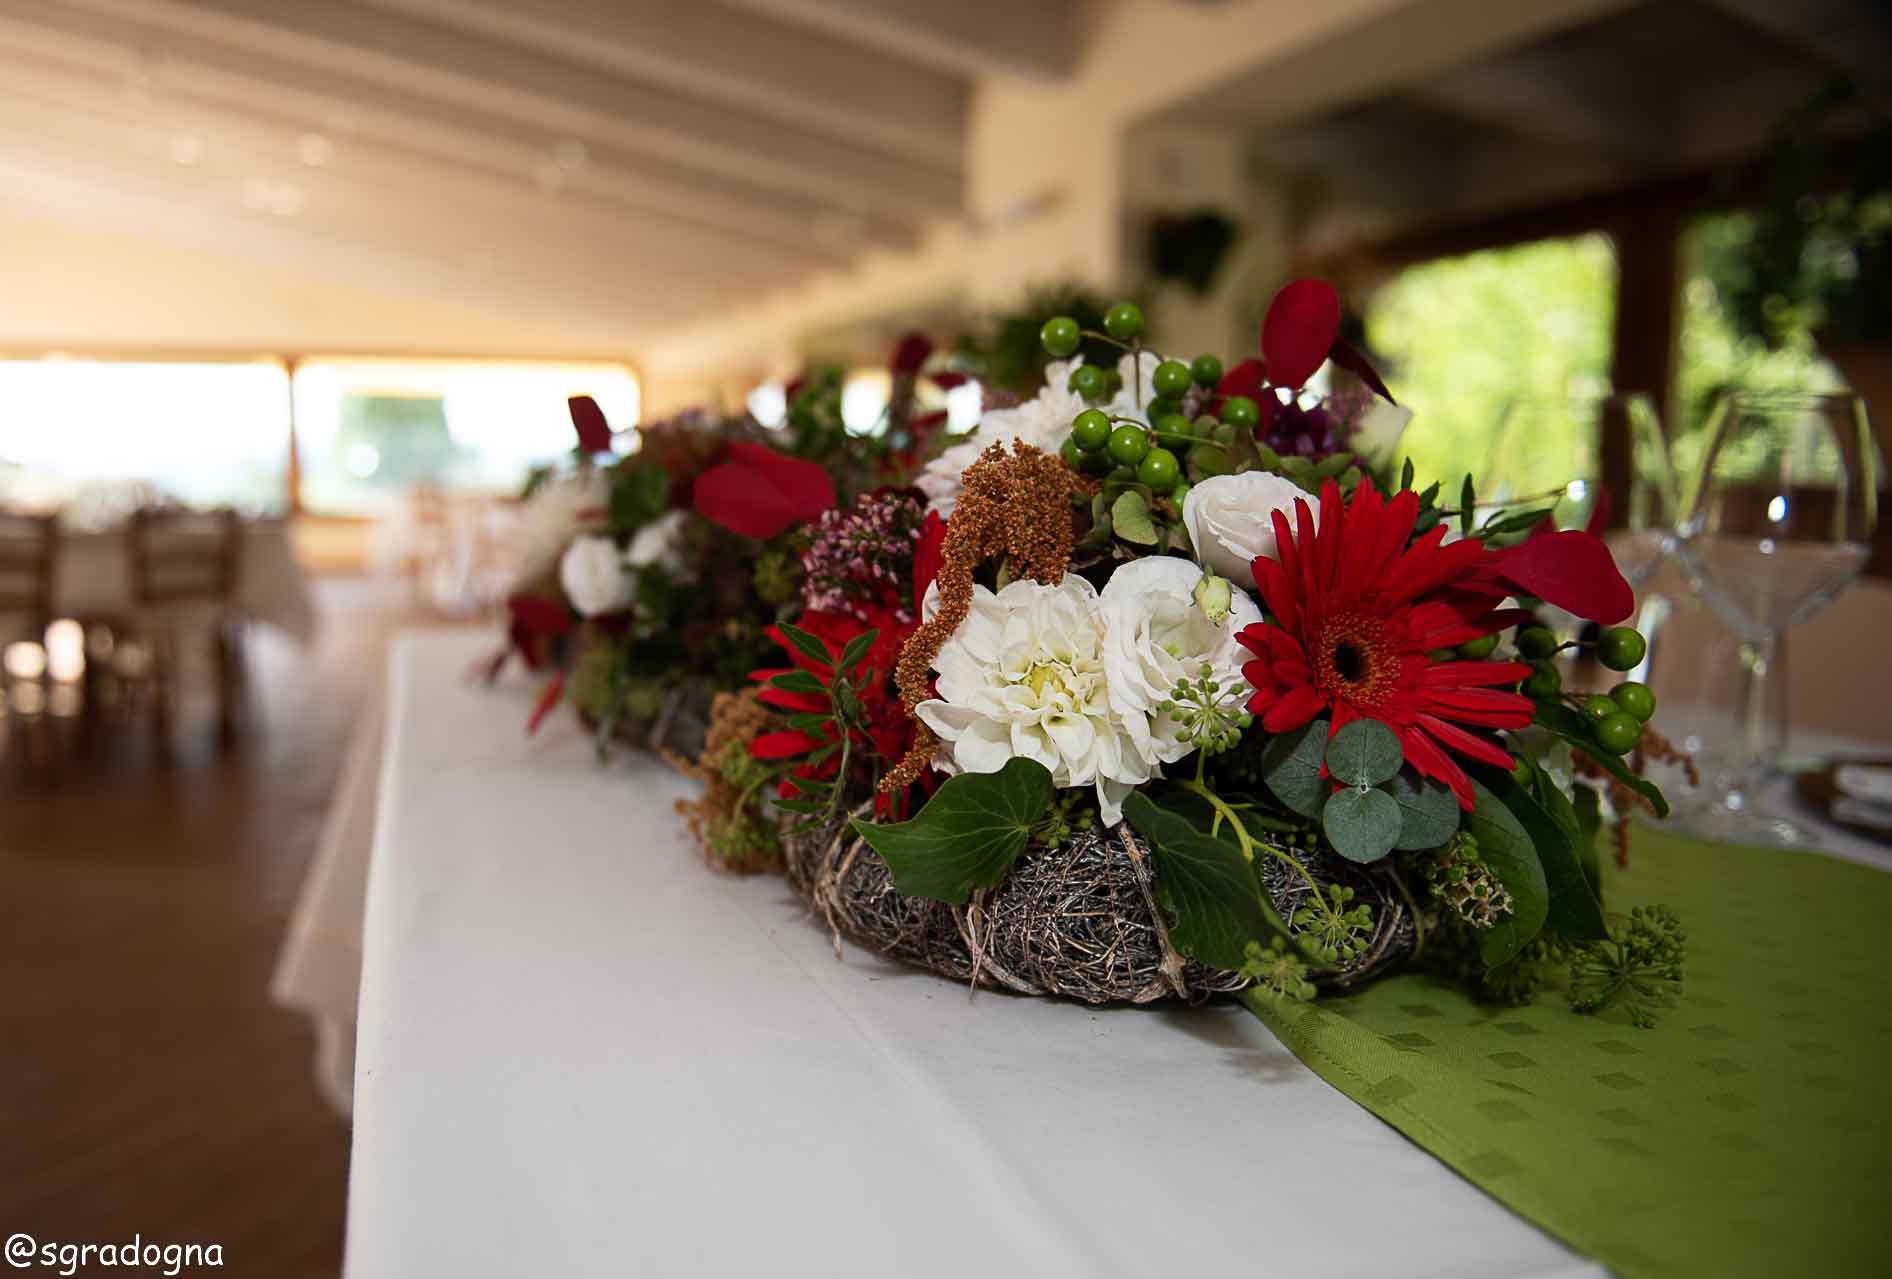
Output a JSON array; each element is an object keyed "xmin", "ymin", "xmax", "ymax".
[
  {"xmin": 558, "ymin": 535, "xmax": 634, "ymax": 617},
  {"xmin": 917, "ymin": 353, "xmax": 1157, "ymax": 516},
  {"xmin": 515, "ymin": 468, "xmax": 607, "ymax": 587},
  {"xmin": 1347, "ymin": 397, "xmax": 1414, "ymax": 468},
  {"xmin": 914, "ymin": 575, "xmax": 1155, "ymax": 824},
  {"xmin": 1182, "ymin": 471, "xmax": 1317, "ymax": 588},
  {"xmin": 1097, "ymin": 556, "xmax": 1262, "ymax": 766},
  {"xmin": 625, "ymin": 509, "xmax": 694, "ymax": 579}
]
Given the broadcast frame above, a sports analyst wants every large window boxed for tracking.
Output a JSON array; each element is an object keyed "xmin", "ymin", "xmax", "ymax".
[
  {"xmin": 291, "ymin": 359, "xmax": 639, "ymax": 516},
  {"xmin": 0, "ymin": 358, "xmax": 291, "ymax": 514}
]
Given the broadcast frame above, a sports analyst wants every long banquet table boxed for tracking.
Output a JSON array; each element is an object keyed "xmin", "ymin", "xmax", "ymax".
[{"xmin": 341, "ymin": 630, "xmax": 1611, "ymax": 1277}]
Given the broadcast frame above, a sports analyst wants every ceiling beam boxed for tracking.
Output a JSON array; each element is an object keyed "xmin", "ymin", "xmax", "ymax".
[
  {"xmin": 46, "ymin": 0, "xmax": 963, "ymax": 219},
  {"xmin": 718, "ymin": 0, "xmax": 1076, "ymax": 80},
  {"xmin": 358, "ymin": 0, "xmax": 969, "ymax": 164}
]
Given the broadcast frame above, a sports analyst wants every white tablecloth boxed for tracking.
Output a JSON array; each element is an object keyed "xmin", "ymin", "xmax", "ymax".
[
  {"xmin": 337, "ymin": 631, "xmax": 1605, "ymax": 1278},
  {"xmin": 54, "ymin": 519, "xmax": 317, "ymax": 642}
]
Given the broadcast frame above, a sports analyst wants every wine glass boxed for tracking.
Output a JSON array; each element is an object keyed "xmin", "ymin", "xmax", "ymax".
[{"xmin": 1673, "ymin": 391, "xmax": 1881, "ymax": 846}]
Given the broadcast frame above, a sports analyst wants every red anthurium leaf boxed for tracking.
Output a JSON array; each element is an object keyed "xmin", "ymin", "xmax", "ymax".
[
  {"xmin": 1216, "ymin": 358, "xmax": 1265, "ymax": 401},
  {"xmin": 928, "ymin": 370, "xmax": 969, "ymax": 391},
  {"xmin": 693, "ymin": 443, "xmax": 837, "ymax": 538},
  {"xmin": 1327, "ymin": 336, "xmax": 1395, "ymax": 405},
  {"xmin": 1261, "ymin": 279, "xmax": 1341, "ymax": 391},
  {"xmin": 751, "ymin": 729, "xmax": 820, "ymax": 760},
  {"xmin": 1584, "ymin": 486, "xmax": 1612, "ymax": 538},
  {"xmin": 526, "ymin": 671, "xmax": 566, "ymax": 735},
  {"xmin": 1482, "ymin": 530, "xmax": 1634, "ymax": 624},
  {"xmin": 913, "ymin": 511, "xmax": 947, "ymax": 616},
  {"xmin": 890, "ymin": 332, "xmax": 933, "ymax": 377},
  {"xmin": 568, "ymin": 395, "xmax": 612, "ymax": 453},
  {"xmin": 508, "ymin": 593, "xmax": 573, "ymax": 637}
]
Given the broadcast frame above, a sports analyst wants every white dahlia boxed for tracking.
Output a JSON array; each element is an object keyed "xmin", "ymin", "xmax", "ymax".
[
  {"xmin": 914, "ymin": 575, "xmax": 1154, "ymax": 824},
  {"xmin": 916, "ymin": 353, "xmax": 1158, "ymax": 516}
]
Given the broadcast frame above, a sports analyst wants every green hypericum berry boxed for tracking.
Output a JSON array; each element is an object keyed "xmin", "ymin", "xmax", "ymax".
[
  {"xmin": 1188, "ymin": 442, "xmax": 1232, "ymax": 478},
  {"xmin": 1154, "ymin": 413, "xmax": 1192, "ymax": 441},
  {"xmin": 1060, "ymin": 434, "xmax": 1083, "ymax": 467},
  {"xmin": 1426, "ymin": 648, "xmax": 1457, "ymax": 662},
  {"xmin": 1152, "ymin": 359, "xmax": 1192, "ymax": 397},
  {"xmin": 1040, "ymin": 315, "xmax": 1081, "ymax": 358},
  {"xmin": 1594, "ymin": 710, "xmax": 1642, "ymax": 755},
  {"xmin": 1190, "ymin": 354, "xmax": 1223, "ymax": 388},
  {"xmin": 1080, "ymin": 450, "xmax": 1115, "ymax": 477},
  {"xmin": 1510, "ymin": 756, "xmax": 1532, "ymax": 783},
  {"xmin": 1070, "ymin": 408, "xmax": 1112, "ymax": 452},
  {"xmin": 1169, "ymin": 480, "xmax": 1191, "ymax": 506},
  {"xmin": 1212, "ymin": 423, "xmax": 1236, "ymax": 445},
  {"xmin": 1220, "ymin": 395, "xmax": 1259, "ymax": 429},
  {"xmin": 1136, "ymin": 446, "xmax": 1180, "ymax": 490},
  {"xmin": 1146, "ymin": 393, "xmax": 1182, "ymax": 422},
  {"xmin": 1598, "ymin": 626, "xmax": 1647, "ymax": 671},
  {"xmin": 1516, "ymin": 626, "xmax": 1559, "ymax": 660},
  {"xmin": 1523, "ymin": 663, "xmax": 1563, "ymax": 700},
  {"xmin": 1067, "ymin": 365, "xmax": 1107, "ymax": 400},
  {"xmin": 1103, "ymin": 301, "xmax": 1144, "ymax": 340},
  {"xmin": 1456, "ymin": 633, "xmax": 1499, "ymax": 660},
  {"xmin": 1106, "ymin": 425, "xmax": 1150, "ymax": 467},
  {"xmin": 1581, "ymin": 694, "xmax": 1617, "ymax": 722},
  {"xmin": 1102, "ymin": 369, "xmax": 1124, "ymax": 396},
  {"xmin": 1610, "ymin": 680, "xmax": 1656, "ymax": 722}
]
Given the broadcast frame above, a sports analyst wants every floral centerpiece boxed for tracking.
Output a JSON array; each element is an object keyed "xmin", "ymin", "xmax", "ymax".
[{"xmin": 692, "ymin": 281, "xmax": 1688, "ymax": 1022}]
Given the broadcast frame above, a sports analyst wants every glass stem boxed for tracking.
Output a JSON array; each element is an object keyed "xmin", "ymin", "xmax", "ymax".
[{"xmin": 1727, "ymin": 631, "xmax": 1784, "ymax": 802}]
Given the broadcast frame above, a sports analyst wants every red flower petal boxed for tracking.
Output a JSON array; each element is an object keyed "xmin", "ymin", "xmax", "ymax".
[
  {"xmin": 694, "ymin": 443, "xmax": 837, "ymax": 539},
  {"xmin": 526, "ymin": 672, "xmax": 566, "ymax": 736},
  {"xmin": 568, "ymin": 395, "xmax": 612, "ymax": 454},
  {"xmin": 508, "ymin": 593, "xmax": 573, "ymax": 637},
  {"xmin": 1216, "ymin": 358, "xmax": 1265, "ymax": 402},
  {"xmin": 1481, "ymin": 530, "xmax": 1634, "ymax": 624},
  {"xmin": 750, "ymin": 730, "xmax": 820, "ymax": 760},
  {"xmin": 1261, "ymin": 279, "xmax": 1341, "ymax": 391},
  {"xmin": 913, "ymin": 511, "xmax": 947, "ymax": 616},
  {"xmin": 1326, "ymin": 336, "xmax": 1395, "ymax": 404},
  {"xmin": 890, "ymin": 332, "xmax": 933, "ymax": 377}
]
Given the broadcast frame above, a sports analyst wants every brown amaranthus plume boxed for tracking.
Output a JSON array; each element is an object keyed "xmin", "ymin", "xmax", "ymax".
[
  {"xmin": 1572, "ymin": 719, "xmax": 1698, "ymax": 868},
  {"xmin": 881, "ymin": 442, "xmax": 1089, "ymax": 792},
  {"xmin": 672, "ymin": 689, "xmax": 782, "ymax": 873}
]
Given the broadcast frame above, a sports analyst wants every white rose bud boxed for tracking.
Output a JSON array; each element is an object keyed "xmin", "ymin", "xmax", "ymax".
[
  {"xmin": 558, "ymin": 535, "xmax": 634, "ymax": 617},
  {"xmin": 1193, "ymin": 573, "xmax": 1233, "ymax": 624},
  {"xmin": 1182, "ymin": 472, "xmax": 1318, "ymax": 588},
  {"xmin": 625, "ymin": 509, "xmax": 693, "ymax": 579}
]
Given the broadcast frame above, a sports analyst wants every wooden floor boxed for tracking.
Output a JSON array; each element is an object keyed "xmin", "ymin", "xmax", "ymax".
[{"xmin": 0, "ymin": 578, "xmax": 435, "ymax": 1277}]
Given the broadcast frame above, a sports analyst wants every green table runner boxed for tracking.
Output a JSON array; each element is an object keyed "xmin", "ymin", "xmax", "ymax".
[{"xmin": 1248, "ymin": 826, "xmax": 1892, "ymax": 1277}]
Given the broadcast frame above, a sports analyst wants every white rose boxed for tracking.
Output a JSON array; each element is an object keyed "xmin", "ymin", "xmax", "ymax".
[
  {"xmin": 625, "ymin": 509, "xmax": 693, "ymax": 579},
  {"xmin": 1182, "ymin": 472, "xmax": 1318, "ymax": 588},
  {"xmin": 515, "ymin": 468, "xmax": 607, "ymax": 586},
  {"xmin": 558, "ymin": 535, "xmax": 633, "ymax": 617},
  {"xmin": 914, "ymin": 574, "xmax": 1154, "ymax": 824},
  {"xmin": 1097, "ymin": 556, "xmax": 1262, "ymax": 765}
]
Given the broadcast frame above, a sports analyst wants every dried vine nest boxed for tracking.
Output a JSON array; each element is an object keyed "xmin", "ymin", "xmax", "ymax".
[
  {"xmin": 784, "ymin": 805, "xmax": 1419, "ymax": 1005},
  {"xmin": 582, "ymin": 678, "xmax": 717, "ymax": 761}
]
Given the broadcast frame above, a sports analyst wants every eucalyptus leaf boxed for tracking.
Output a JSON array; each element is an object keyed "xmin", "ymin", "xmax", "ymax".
[
  {"xmin": 1532, "ymin": 703, "xmax": 1671, "ymax": 817},
  {"xmin": 1473, "ymin": 764, "xmax": 1606, "ymax": 943},
  {"xmin": 1259, "ymin": 717, "xmax": 1330, "ymax": 818},
  {"xmin": 1463, "ymin": 777, "xmax": 1550, "ymax": 970},
  {"xmin": 1381, "ymin": 767, "xmax": 1460, "ymax": 850},
  {"xmin": 1325, "ymin": 719, "xmax": 1402, "ymax": 787},
  {"xmin": 1111, "ymin": 490, "xmax": 1159, "ymax": 546},
  {"xmin": 1322, "ymin": 786, "xmax": 1401, "ymax": 863},
  {"xmin": 850, "ymin": 758, "xmax": 1054, "ymax": 904},
  {"xmin": 1122, "ymin": 792, "xmax": 1287, "ymax": 970}
]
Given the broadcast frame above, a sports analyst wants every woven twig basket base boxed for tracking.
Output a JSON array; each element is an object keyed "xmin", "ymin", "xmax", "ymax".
[{"xmin": 784, "ymin": 807, "xmax": 1418, "ymax": 1006}]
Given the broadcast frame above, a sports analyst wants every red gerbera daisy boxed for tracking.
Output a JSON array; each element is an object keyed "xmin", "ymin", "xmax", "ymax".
[{"xmin": 1238, "ymin": 480, "xmax": 1535, "ymax": 809}]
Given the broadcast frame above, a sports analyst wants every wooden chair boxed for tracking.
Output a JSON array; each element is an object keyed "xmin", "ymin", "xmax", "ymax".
[
  {"xmin": 128, "ymin": 507, "xmax": 246, "ymax": 748},
  {"xmin": 0, "ymin": 511, "xmax": 61, "ymax": 777}
]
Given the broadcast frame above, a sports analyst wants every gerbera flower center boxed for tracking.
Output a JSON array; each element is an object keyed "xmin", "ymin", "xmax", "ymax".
[{"xmin": 1312, "ymin": 610, "xmax": 1398, "ymax": 707}]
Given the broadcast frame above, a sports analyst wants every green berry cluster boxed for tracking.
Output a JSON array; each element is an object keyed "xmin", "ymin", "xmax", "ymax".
[
  {"xmin": 1158, "ymin": 663, "xmax": 1254, "ymax": 755},
  {"xmin": 1513, "ymin": 623, "xmax": 1654, "ymax": 755},
  {"xmin": 1290, "ymin": 883, "xmax": 1375, "ymax": 966},
  {"xmin": 1031, "ymin": 789, "xmax": 1098, "ymax": 851},
  {"xmin": 1567, "ymin": 905, "xmax": 1685, "ymax": 1028},
  {"xmin": 1241, "ymin": 936, "xmax": 1318, "ymax": 1005}
]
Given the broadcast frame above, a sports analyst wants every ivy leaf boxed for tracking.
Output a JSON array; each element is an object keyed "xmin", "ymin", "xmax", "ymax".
[
  {"xmin": 1111, "ymin": 490, "xmax": 1159, "ymax": 545},
  {"xmin": 1122, "ymin": 792, "xmax": 1287, "ymax": 970},
  {"xmin": 1322, "ymin": 786, "xmax": 1401, "ymax": 863},
  {"xmin": 1325, "ymin": 718, "xmax": 1402, "ymax": 787},
  {"xmin": 1259, "ymin": 717, "xmax": 1330, "ymax": 818},
  {"xmin": 1381, "ymin": 767, "xmax": 1460, "ymax": 850},
  {"xmin": 1572, "ymin": 782, "xmax": 1603, "ymax": 899},
  {"xmin": 850, "ymin": 758, "xmax": 1054, "ymax": 904},
  {"xmin": 1532, "ymin": 703, "xmax": 1671, "ymax": 817},
  {"xmin": 1463, "ymin": 777, "xmax": 1550, "ymax": 970},
  {"xmin": 1473, "ymin": 764, "xmax": 1606, "ymax": 943}
]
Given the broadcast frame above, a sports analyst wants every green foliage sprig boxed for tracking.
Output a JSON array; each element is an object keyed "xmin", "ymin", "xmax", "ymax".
[{"xmin": 1567, "ymin": 905, "xmax": 1686, "ymax": 1029}]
